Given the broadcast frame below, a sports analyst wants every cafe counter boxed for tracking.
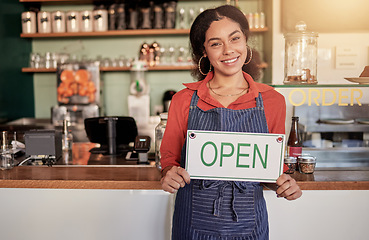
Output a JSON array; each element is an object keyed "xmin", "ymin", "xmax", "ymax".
[
  {"xmin": 0, "ymin": 143, "xmax": 368, "ymax": 240},
  {"xmin": 0, "ymin": 165, "xmax": 368, "ymax": 190}
]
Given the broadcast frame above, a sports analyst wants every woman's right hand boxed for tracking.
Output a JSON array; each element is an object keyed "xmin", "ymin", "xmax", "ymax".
[{"xmin": 160, "ymin": 166, "xmax": 191, "ymax": 193}]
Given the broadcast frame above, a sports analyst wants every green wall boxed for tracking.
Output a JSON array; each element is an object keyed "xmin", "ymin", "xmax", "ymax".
[
  {"xmin": 29, "ymin": 1, "xmax": 265, "ymax": 118},
  {"xmin": 0, "ymin": 0, "xmax": 34, "ymax": 122}
]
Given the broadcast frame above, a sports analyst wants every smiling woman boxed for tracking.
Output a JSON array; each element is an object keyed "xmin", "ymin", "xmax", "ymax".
[{"xmin": 159, "ymin": 4, "xmax": 302, "ymax": 240}]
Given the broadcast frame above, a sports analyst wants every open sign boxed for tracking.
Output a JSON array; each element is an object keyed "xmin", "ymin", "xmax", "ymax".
[{"xmin": 185, "ymin": 130, "xmax": 285, "ymax": 183}]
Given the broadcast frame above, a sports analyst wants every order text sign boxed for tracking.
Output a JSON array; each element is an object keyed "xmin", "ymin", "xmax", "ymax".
[{"xmin": 185, "ymin": 130, "xmax": 285, "ymax": 183}]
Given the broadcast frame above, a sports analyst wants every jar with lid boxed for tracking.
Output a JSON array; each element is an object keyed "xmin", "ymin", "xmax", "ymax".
[
  {"xmin": 155, "ymin": 112, "xmax": 168, "ymax": 170},
  {"xmin": 284, "ymin": 21, "xmax": 318, "ymax": 85},
  {"xmin": 284, "ymin": 156, "xmax": 297, "ymax": 174},
  {"xmin": 297, "ymin": 154, "xmax": 316, "ymax": 174}
]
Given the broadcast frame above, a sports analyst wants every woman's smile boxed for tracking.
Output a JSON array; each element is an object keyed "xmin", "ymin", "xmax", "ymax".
[{"xmin": 222, "ymin": 56, "xmax": 239, "ymax": 64}]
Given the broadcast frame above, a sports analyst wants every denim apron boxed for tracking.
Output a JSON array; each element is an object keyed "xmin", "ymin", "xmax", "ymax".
[{"xmin": 172, "ymin": 91, "xmax": 269, "ymax": 240}]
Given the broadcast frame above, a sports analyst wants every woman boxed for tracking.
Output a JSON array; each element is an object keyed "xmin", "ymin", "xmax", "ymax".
[{"xmin": 160, "ymin": 5, "xmax": 302, "ymax": 240}]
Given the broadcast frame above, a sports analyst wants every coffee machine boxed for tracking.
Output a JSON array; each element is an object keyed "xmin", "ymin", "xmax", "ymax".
[{"xmin": 52, "ymin": 61, "xmax": 100, "ymax": 141}]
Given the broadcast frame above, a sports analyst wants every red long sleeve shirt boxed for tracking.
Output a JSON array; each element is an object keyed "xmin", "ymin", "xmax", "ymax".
[{"xmin": 160, "ymin": 72, "xmax": 286, "ymax": 170}]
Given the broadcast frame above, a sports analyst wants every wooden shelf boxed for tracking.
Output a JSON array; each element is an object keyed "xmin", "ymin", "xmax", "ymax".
[
  {"xmin": 21, "ymin": 27, "xmax": 268, "ymax": 38},
  {"xmin": 20, "ymin": 0, "xmax": 233, "ymax": 3},
  {"xmin": 22, "ymin": 67, "xmax": 55, "ymax": 73},
  {"xmin": 22, "ymin": 65, "xmax": 195, "ymax": 73},
  {"xmin": 19, "ymin": 0, "xmax": 124, "ymax": 4},
  {"xmin": 249, "ymin": 27, "xmax": 269, "ymax": 32},
  {"xmin": 21, "ymin": 29, "xmax": 191, "ymax": 38}
]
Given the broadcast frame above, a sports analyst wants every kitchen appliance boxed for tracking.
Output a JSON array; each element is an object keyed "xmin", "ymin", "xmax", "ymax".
[
  {"xmin": 24, "ymin": 130, "xmax": 62, "ymax": 165},
  {"xmin": 128, "ymin": 60, "xmax": 150, "ymax": 126},
  {"xmin": 284, "ymin": 21, "xmax": 318, "ymax": 85},
  {"xmin": 295, "ymin": 104, "xmax": 369, "ymax": 168},
  {"xmin": 163, "ymin": 90, "xmax": 176, "ymax": 112},
  {"xmin": 84, "ymin": 116, "xmax": 138, "ymax": 155},
  {"xmin": 52, "ymin": 62, "xmax": 100, "ymax": 141}
]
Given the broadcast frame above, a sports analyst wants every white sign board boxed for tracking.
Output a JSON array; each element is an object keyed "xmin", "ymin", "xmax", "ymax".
[
  {"xmin": 335, "ymin": 46, "xmax": 359, "ymax": 69},
  {"xmin": 185, "ymin": 130, "xmax": 285, "ymax": 183}
]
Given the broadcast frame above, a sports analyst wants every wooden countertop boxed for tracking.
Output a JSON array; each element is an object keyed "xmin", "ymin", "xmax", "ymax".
[{"xmin": 0, "ymin": 166, "xmax": 368, "ymax": 190}]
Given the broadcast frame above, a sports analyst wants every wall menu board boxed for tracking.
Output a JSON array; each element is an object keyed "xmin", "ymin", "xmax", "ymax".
[{"xmin": 281, "ymin": 0, "xmax": 369, "ymax": 33}]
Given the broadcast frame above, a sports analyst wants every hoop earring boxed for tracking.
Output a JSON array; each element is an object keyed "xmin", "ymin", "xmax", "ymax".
[
  {"xmin": 198, "ymin": 56, "xmax": 212, "ymax": 76},
  {"xmin": 244, "ymin": 46, "xmax": 253, "ymax": 65}
]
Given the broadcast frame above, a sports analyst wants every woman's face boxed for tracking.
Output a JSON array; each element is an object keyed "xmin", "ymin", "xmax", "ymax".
[{"xmin": 203, "ymin": 17, "xmax": 247, "ymax": 78}]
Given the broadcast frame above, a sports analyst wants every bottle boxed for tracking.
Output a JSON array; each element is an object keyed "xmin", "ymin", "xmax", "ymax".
[
  {"xmin": 287, "ymin": 117, "xmax": 302, "ymax": 169},
  {"xmin": 62, "ymin": 119, "xmax": 73, "ymax": 163},
  {"xmin": 1, "ymin": 131, "xmax": 7, "ymax": 152},
  {"xmin": 254, "ymin": 12, "xmax": 260, "ymax": 29},
  {"xmin": 259, "ymin": 12, "xmax": 265, "ymax": 29},
  {"xmin": 155, "ymin": 112, "xmax": 168, "ymax": 170},
  {"xmin": 1, "ymin": 131, "xmax": 13, "ymax": 170}
]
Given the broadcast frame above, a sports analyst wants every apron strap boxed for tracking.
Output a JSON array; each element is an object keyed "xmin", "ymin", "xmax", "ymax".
[{"xmin": 255, "ymin": 92, "xmax": 264, "ymax": 108}]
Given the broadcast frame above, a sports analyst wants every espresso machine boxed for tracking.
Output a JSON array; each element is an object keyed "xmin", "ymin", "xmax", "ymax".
[
  {"xmin": 51, "ymin": 62, "xmax": 100, "ymax": 141},
  {"xmin": 295, "ymin": 104, "xmax": 369, "ymax": 168}
]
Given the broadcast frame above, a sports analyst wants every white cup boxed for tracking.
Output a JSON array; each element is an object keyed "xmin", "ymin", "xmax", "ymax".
[
  {"xmin": 93, "ymin": 9, "xmax": 108, "ymax": 32},
  {"xmin": 80, "ymin": 10, "xmax": 93, "ymax": 32},
  {"xmin": 37, "ymin": 11, "xmax": 51, "ymax": 33},
  {"xmin": 51, "ymin": 11, "xmax": 66, "ymax": 33},
  {"xmin": 66, "ymin": 11, "xmax": 80, "ymax": 32},
  {"xmin": 21, "ymin": 11, "xmax": 36, "ymax": 34}
]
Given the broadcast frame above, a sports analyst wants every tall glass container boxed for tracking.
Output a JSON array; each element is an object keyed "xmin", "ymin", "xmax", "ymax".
[
  {"xmin": 62, "ymin": 119, "xmax": 73, "ymax": 163},
  {"xmin": 284, "ymin": 21, "xmax": 318, "ymax": 85},
  {"xmin": 1, "ymin": 131, "xmax": 13, "ymax": 170},
  {"xmin": 155, "ymin": 112, "xmax": 168, "ymax": 170}
]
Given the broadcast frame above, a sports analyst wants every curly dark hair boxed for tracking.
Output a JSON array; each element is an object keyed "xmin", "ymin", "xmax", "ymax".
[{"xmin": 190, "ymin": 5, "xmax": 261, "ymax": 81}]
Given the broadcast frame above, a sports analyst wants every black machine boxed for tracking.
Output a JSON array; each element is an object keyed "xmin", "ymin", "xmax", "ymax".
[
  {"xmin": 24, "ymin": 129, "xmax": 62, "ymax": 166},
  {"xmin": 84, "ymin": 116, "xmax": 138, "ymax": 155}
]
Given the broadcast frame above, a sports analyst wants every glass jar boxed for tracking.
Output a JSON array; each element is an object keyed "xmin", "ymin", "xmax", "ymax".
[
  {"xmin": 1, "ymin": 131, "xmax": 13, "ymax": 170},
  {"xmin": 155, "ymin": 112, "xmax": 168, "ymax": 170},
  {"xmin": 51, "ymin": 11, "xmax": 66, "ymax": 33},
  {"xmin": 297, "ymin": 154, "xmax": 316, "ymax": 174},
  {"xmin": 37, "ymin": 11, "xmax": 51, "ymax": 33},
  {"xmin": 284, "ymin": 156, "xmax": 297, "ymax": 174},
  {"xmin": 284, "ymin": 21, "xmax": 318, "ymax": 85},
  {"xmin": 22, "ymin": 11, "xmax": 36, "ymax": 34}
]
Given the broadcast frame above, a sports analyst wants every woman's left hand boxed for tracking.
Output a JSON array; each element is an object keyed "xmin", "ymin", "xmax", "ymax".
[{"xmin": 275, "ymin": 174, "xmax": 302, "ymax": 200}]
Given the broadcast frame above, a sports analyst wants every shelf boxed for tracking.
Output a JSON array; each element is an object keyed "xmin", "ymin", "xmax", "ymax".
[
  {"xmin": 21, "ymin": 29, "xmax": 191, "ymax": 38},
  {"xmin": 20, "ymin": 0, "xmax": 93, "ymax": 3},
  {"xmin": 21, "ymin": 27, "xmax": 268, "ymax": 38},
  {"xmin": 22, "ymin": 65, "xmax": 195, "ymax": 73},
  {"xmin": 20, "ymin": 0, "xmax": 245, "ymax": 3}
]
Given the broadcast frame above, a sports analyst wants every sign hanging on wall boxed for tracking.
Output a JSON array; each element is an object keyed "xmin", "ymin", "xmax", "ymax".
[{"xmin": 185, "ymin": 130, "xmax": 285, "ymax": 183}]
